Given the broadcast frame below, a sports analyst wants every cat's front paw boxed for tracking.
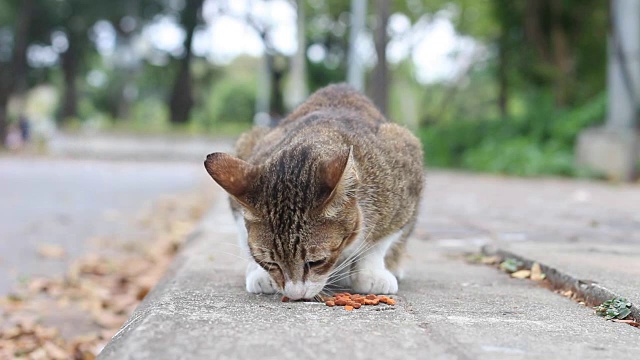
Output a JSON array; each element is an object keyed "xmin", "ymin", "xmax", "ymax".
[
  {"xmin": 352, "ymin": 268, "xmax": 398, "ymax": 294},
  {"xmin": 246, "ymin": 263, "xmax": 278, "ymax": 294}
]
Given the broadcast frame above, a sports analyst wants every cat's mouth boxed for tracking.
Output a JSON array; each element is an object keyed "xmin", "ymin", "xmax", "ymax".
[{"xmin": 283, "ymin": 280, "xmax": 325, "ymax": 300}]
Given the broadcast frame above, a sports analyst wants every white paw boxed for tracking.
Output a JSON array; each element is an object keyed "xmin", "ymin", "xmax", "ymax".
[
  {"xmin": 352, "ymin": 268, "xmax": 398, "ymax": 294},
  {"xmin": 245, "ymin": 263, "xmax": 278, "ymax": 294}
]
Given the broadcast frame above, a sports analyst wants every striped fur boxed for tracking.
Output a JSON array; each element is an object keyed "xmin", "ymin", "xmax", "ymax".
[{"xmin": 205, "ymin": 84, "xmax": 424, "ymax": 298}]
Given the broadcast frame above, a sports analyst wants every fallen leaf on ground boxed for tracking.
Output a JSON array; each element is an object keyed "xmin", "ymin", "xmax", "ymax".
[
  {"xmin": 511, "ymin": 270, "xmax": 531, "ymax": 279},
  {"xmin": 43, "ymin": 341, "xmax": 68, "ymax": 359},
  {"xmin": 612, "ymin": 319, "xmax": 640, "ymax": 327},
  {"xmin": 530, "ymin": 262, "xmax": 546, "ymax": 281},
  {"xmin": 0, "ymin": 188, "xmax": 214, "ymax": 360},
  {"xmin": 37, "ymin": 244, "xmax": 66, "ymax": 259},
  {"xmin": 480, "ymin": 256, "xmax": 501, "ymax": 265}
]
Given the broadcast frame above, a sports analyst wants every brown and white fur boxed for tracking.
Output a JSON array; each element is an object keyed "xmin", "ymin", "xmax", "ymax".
[{"xmin": 204, "ymin": 84, "xmax": 424, "ymax": 300}]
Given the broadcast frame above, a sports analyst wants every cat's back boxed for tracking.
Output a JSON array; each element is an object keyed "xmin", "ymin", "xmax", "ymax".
[
  {"xmin": 236, "ymin": 84, "xmax": 383, "ymax": 161},
  {"xmin": 235, "ymin": 84, "xmax": 421, "ymax": 171},
  {"xmin": 282, "ymin": 83, "xmax": 386, "ymax": 128}
]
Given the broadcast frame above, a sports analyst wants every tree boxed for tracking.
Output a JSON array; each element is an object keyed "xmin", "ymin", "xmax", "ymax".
[
  {"xmin": 169, "ymin": 0, "xmax": 205, "ymax": 124},
  {"xmin": 0, "ymin": 0, "xmax": 33, "ymax": 145},
  {"xmin": 370, "ymin": 0, "xmax": 390, "ymax": 116}
]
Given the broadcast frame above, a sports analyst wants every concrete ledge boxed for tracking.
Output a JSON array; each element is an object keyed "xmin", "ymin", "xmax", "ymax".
[
  {"xmin": 98, "ymin": 186, "xmax": 640, "ymax": 359},
  {"xmin": 576, "ymin": 127, "xmax": 639, "ymax": 181},
  {"xmin": 481, "ymin": 245, "xmax": 640, "ymax": 322}
]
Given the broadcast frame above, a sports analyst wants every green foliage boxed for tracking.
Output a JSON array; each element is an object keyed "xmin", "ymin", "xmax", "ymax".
[
  {"xmin": 129, "ymin": 97, "xmax": 170, "ymax": 132},
  {"xmin": 499, "ymin": 258, "xmax": 523, "ymax": 273},
  {"xmin": 192, "ymin": 78, "xmax": 256, "ymax": 131},
  {"xmin": 594, "ymin": 298, "xmax": 632, "ymax": 320},
  {"xmin": 419, "ymin": 92, "xmax": 606, "ymax": 176}
]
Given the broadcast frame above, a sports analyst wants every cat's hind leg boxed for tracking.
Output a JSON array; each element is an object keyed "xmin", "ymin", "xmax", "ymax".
[
  {"xmin": 351, "ymin": 230, "xmax": 402, "ymax": 294},
  {"xmin": 384, "ymin": 220, "xmax": 415, "ymax": 281}
]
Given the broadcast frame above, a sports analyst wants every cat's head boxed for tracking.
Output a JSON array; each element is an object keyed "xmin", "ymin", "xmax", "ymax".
[{"xmin": 204, "ymin": 146, "xmax": 361, "ymax": 299}]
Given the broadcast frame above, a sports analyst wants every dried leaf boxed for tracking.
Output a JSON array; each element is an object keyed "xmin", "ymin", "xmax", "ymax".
[
  {"xmin": 530, "ymin": 262, "xmax": 546, "ymax": 281},
  {"xmin": 612, "ymin": 319, "xmax": 640, "ymax": 327},
  {"xmin": 0, "ymin": 188, "xmax": 209, "ymax": 359},
  {"xmin": 480, "ymin": 256, "xmax": 501, "ymax": 265},
  {"xmin": 43, "ymin": 341, "xmax": 69, "ymax": 360},
  {"xmin": 37, "ymin": 244, "xmax": 66, "ymax": 259},
  {"xmin": 510, "ymin": 270, "xmax": 531, "ymax": 279},
  {"xmin": 92, "ymin": 311, "xmax": 127, "ymax": 329}
]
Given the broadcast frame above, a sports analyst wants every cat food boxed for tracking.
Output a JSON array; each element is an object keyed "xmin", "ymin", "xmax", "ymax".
[
  {"xmin": 325, "ymin": 293, "xmax": 396, "ymax": 310},
  {"xmin": 281, "ymin": 293, "xmax": 396, "ymax": 310}
]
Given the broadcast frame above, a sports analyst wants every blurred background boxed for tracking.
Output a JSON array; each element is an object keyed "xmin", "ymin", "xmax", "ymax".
[{"xmin": 1, "ymin": 0, "xmax": 638, "ymax": 179}]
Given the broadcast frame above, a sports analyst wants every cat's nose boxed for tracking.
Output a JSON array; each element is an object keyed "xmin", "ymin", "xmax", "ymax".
[{"xmin": 283, "ymin": 281, "xmax": 306, "ymax": 300}]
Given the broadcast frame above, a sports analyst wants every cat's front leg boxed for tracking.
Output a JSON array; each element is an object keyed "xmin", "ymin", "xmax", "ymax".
[
  {"xmin": 235, "ymin": 213, "xmax": 278, "ymax": 294},
  {"xmin": 351, "ymin": 231, "xmax": 401, "ymax": 294},
  {"xmin": 245, "ymin": 261, "xmax": 278, "ymax": 294}
]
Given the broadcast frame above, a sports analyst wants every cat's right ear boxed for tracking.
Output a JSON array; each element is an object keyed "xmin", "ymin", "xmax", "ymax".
[{"xmin": 204, "ymin": 153, "xmax": 256, "ymax": 205}]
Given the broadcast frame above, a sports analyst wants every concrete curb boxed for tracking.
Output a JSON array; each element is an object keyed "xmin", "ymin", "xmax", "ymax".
[
  {"xmin": 481, "ymin": 245, "xmax": 640, "ymax": 323},
  {"xmin": 95, "ymin": 202, "xmax": 220, "ymax": 360},
  {"xmin": 96, "ymin": 196, "xmax": 640, "ymax": 359}
]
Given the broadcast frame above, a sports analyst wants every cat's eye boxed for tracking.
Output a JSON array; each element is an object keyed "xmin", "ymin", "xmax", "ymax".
[{"xmin": 305, "ymin": 258, "xmax": 327, "ymax": 269}]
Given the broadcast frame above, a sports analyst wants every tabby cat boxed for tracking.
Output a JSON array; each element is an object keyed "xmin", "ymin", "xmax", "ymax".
[{"xmin": 204, "ymin": 84, "xmax": 424, "ymax": 300}]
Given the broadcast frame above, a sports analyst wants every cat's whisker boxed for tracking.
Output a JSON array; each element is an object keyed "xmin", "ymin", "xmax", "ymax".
[
  {"xmin": 328, "ymin": 235, "xmax": 376, "ymax": 278},
  {"xmin": 328, "ymin": 232, "xmax": 371, "ymax": 276},
  {"xmin": 325, "ymin": 269, "xmax": 366, "ymax": 287},
  {"xmin": 208, "ymin": 250, "xmax": 252, "ymax": 262}
]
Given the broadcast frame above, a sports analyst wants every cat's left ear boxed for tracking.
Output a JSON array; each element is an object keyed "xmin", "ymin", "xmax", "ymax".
[
  {"xmin": 320, "ymin": 146, "xmax": 359, "ymax": 217},
  {"xmin": 204, "ymin": 153, "xmax": 256, "ymax": 207}
]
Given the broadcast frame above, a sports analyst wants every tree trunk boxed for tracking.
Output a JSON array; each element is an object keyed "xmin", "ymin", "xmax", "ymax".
[
  {"xmin": 549, "ymin": 0, "xmax": 572, "ymax": 107},
  {"xmin": 0, "ymin": 98, "xmax": 8, "ymax": 145},
  {"xmin": 269, "ymin": 55, "xmax": 287, "ymax": 119},
  {"xmin": 347, "ymin": 0, "xmax": 367, "ymax": 91},
  {"xmin": 61, "ymin": 36, "xmax": 80, "ymax": 121},
  {"xmin": 497, "ymin": 40, "xmax": 508, "ymax": 117},
  {"xmin": 497, "ymin": 18, "xmax": 508, "ymax": 117},
  {"xmin": 524, "ymin": 0, "xmax": 551, "ymax": 63},
  {"xmin": 286, "ymin": 0, "xmax": 308, "ymax": 109},
  {"xmin": 169, "ymin": 0, "xmax": 204, "ymax": 124},
  {"xmin": 370, "ymin": 0, "xmax": 390, "ymax": 116},
  {"xmin": 0, "ymin": 0, "xmax": 33, "ymax": 145}
]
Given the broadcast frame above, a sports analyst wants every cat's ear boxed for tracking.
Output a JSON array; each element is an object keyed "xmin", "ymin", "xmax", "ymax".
[
  {"xmin": 204, "ymin": 153, "xmax": 256, "ymax": 206},
  {"xmin": 320, "ymin": 146, "xmax": 359, "ymax": 217}
]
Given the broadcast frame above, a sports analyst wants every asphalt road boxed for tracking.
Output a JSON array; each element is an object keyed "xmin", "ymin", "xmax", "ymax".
[{"xmin": 0, "ymin": 157, "xmax": 207, "ymax": 295}]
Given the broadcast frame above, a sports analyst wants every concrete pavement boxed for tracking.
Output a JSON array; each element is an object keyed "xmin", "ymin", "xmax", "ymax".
[{"xmin": 99, "ymin": 171, "xmax": 640, "ymax": 359}]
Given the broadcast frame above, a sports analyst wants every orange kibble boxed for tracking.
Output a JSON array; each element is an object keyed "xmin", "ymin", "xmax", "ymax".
[
  {"xmin": 386, "ymin": 298, "xmax": 396, "ymax": 305},
  {"xmin": 356, "ymin": 297, "xmax": 366, "ymax": 304},
  {"xmin": 365, "ymin": 294, "xmax": 377, "ymax": 300},
  {"xmin": 371, "ymin": 298, "xmax": 380, "ymax": 305},
  {"xmin": 325, "ymin": 300, "xmax": 335, "ymax": 307},
  {"xmin": 344, "ymin": 305, "xmax": 354, "ymax": 311},
  {"xmin": 335, "ymin": 298, "xmax": 348, "ymax": 306},
  {"xmin": 364, "ymin": 299, "xmax": 374, "ymax": 305},
  {"xmin": 353, "ymin": 303, "xmax": 361, "ymax": 309}
]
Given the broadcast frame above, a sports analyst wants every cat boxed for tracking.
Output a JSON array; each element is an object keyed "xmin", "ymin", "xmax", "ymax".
[{"xmin": 204, "ymin": 84, "xmax": 424, "ymax": 300}]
